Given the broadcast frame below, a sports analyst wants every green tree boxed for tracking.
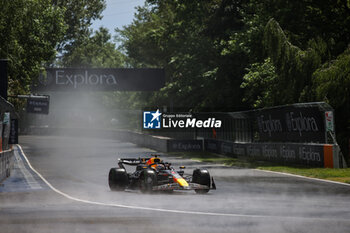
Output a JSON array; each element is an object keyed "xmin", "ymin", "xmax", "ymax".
[
  {"xmin": 313, "ymin": 47, "xmax": 350, "ymax": 159},
  {"xmin": 249, "ymin": 0, "xmax": 350, "ymax": 57},
  {"xmin": 314, "ymin": 48, "xmax": 350, "ymax": 110},
  {"xmin": 60, "ymin": 27, "xmax": 131, "ymax": 111},
  {"xmin": 0, "ymin": 0, "xmax": 66, "ymax": 96},
  {"xmin": 120, "ymin": 0, "xmax": 345, "ymax": 111},
  {"xmin": 263, "ymin": 18, "xmax": 325, "ymax": 104},
  {"xmin": 52, "ymin": 0, "xmax": 106, "ymax": 55},
  {"xmin": 117, "ymin": 0, "xmax": 253, "ymax": 111},
  {"xmin": 240, "ymin": 58, "xmax": 278, "ymax": 108},
  {"xmin": 61, "ymin": 27, "xmax": 126, "ymax": 68}
]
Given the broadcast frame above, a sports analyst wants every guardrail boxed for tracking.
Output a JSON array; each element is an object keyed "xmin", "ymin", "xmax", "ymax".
[{"xmin": 0, "ymin": 149, "xmax": 14, "ymax": 183}]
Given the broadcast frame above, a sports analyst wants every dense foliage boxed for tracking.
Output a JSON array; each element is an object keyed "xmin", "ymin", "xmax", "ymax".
[
  {"xmin": 117, "ymin": 1, "xmax": 350, "ymax": 111},
  {"xmin": 116, "ymin": 0, "xmax": 350, "ymax": 158},
  {"xmin": 1, "ymin": 0, "xmax": 349, "ymax": 158},
  {"xmin": 0, "ymin": 0, "xmax": 107, "ymax": 95},
  {"xmin": 0, "ymin": 0, "xmax": 66, "ymax": 95}
]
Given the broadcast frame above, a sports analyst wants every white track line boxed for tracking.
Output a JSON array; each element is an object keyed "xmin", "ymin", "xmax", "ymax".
[
  {"xmin": 16, "ymin": 144, "xmax": 348, "ymax": 221},
  {"xmin": 191, "ymin": 157, "xmax": 350, "ymax": 187},
  {"xmin": 14, "ymin": 147, "xmax": 42, "ymax": 189},
  {"xmin": 254, "ymin": 169, "xmax": 350, "ymax": 187}
]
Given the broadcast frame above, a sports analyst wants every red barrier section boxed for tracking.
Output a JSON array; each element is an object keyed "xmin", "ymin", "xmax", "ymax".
[{"xmin": 323, "ymin": 145, "xmax": 334, "ymax": 168}]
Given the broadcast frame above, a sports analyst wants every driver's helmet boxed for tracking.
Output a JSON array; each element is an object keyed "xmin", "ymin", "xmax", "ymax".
[{"xmin": 146, "ymin": 157, "xmax": 162, "ymax": 169}]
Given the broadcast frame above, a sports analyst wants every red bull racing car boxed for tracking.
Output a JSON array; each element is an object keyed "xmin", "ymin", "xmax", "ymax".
[{"xmin": 108, "ymin": 156, "xmax": 216, "ymax": 194}]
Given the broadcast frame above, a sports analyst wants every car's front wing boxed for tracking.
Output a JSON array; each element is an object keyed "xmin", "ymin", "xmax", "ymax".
[{"xmin": 152, "ymin": 182, "xmax": 211, "ymax": 191}]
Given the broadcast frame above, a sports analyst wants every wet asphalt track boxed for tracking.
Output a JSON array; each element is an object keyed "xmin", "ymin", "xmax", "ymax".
[{"xmin": 1, "ymin": 135, "xmax": 350, "ymax": 233}]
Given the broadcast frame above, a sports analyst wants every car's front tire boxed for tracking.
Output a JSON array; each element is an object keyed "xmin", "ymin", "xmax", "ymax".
[
  {"xmin": 108, "ymin": 168, "xmax": 129, "ymax": 191},
  {"xmin": 192, "ymin": 169, "xmax": 211, "ymax": 194}
]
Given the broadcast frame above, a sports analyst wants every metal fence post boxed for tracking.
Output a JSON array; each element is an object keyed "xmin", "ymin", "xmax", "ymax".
[{"xmin": 0, "ymin": 59, "xmax": 8, "ymax": 100}]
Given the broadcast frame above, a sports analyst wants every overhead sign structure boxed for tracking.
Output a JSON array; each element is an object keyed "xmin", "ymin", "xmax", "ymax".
[
  {"xmin": 0, "ymin": 59, "xmax": 8, "ymax": 100},
  {"xmin": 27, "ymin": 97, "xmax": 50, "ymax": 114},
  {"xmin": 0, "ymin": 115, "xmax": 3, "ymax": 152},
  {"xmin": 33, "ymin": 68, "xmax": 165, "ymax": 91}
]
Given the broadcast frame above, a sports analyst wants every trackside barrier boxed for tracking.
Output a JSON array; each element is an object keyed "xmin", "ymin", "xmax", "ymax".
[
  {"xmin": 25, "ymin": 127, "xmax": 342, "ymax": 168},
  {"xmin": 0, "ymin": 149, "xmax": 14, "ymax": 183},
  {"xmin": 204, "ymin": 139, "xmax": 342, "ymax": 168},
  {"xmin": 143, "ymin": 102, "xmax": 335, "ymax": 144},
  {"xmin": 1, "ymin": 96, "xmax": 18, "ymax": 183},
  {"xmin": 26, "ymin": 127, "xmax": 205, "ymax": 153}
]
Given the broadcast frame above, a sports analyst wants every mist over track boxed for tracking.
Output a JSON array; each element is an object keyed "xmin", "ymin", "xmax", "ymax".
[{"xmin": 1, "ymin": 135, "xmax": 350, "ymax": 233}]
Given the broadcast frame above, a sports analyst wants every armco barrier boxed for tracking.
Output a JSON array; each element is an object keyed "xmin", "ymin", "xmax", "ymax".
[
  {"xmin": 0, "ymin": 149, "xmax": 14, "ymax": 183},
  {"xmin": 204, "ymin": 139, "xmax": 341, "ymax": 168}
]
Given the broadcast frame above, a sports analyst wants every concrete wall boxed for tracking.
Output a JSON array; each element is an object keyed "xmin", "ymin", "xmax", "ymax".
[
  {"xmin": 204, "ymin": 139, "xmax": 343, "ymax": 168},
  {"xmin": 0, "ymin": 149, "xmax": 14, "ymax": 183},
  {"xmin": 25, "ymin": 127, "xmax": 343, "ymax": 168}
]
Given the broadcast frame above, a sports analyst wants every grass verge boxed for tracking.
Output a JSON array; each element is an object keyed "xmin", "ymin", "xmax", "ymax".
[{"xmin": 169, "ymin": 152, "xmax": 350, "ymax": 184}]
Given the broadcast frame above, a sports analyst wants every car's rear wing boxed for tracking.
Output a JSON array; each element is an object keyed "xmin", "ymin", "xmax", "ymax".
[
  {"xmin": 118, "ymin": 155, "xmax": 163, "ymax": 169},
  {"xmin": 118, "ymin": 154, "xmax": 162, "ymax": 164},
  {"xmin": 118, "ymin": 158, "xmax": 150, "ymax": 166}
]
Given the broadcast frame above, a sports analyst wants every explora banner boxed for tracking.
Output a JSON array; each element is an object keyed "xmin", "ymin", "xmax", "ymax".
[
  {"xmin": 33, "ymin": 68, "xmax": 165, "ymax": 91},
  {"xmin": 254, "ymin": 105, "xmax": 328, "ymax": 143},
  {"xmin": 204, "ymin": 139, "xmax": 327, "ymax": 167},
  {"xmin": 143, "ymin": 110, "xmax": 222, "ymax": 129}
]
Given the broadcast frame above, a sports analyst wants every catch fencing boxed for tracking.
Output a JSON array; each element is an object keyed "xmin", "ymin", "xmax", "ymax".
[
  {"xmin": 146, "ymin": 102, "xmax": 335, "ymax": 144},
  {"xmin": 144, "ymin": 102, "xmax": 345, "ymax": 168}
]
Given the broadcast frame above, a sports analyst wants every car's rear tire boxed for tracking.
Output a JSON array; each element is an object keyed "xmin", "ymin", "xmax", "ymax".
[
  {"xmin": 139, "ymin": 169, "xmax": 157, "ymax": 193},
  {"xmin": 108, "ymin": 168, "xmax": 128, "ymax": 191},
  {"xmin": 192, "ymin": 169, "xmax": 210, "ymax": 194}
]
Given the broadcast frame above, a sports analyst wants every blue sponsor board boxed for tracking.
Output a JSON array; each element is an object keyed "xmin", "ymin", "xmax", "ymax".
[
  {"xmin": 204, "ymin": 139, "xmax": 237, "ymax": 157},
  {"xmin": 204, "ymin": 139, "xmax": 326, "ymax": 167},
  {"xmin": 27, "ymin": 98, "xmax": 49, "ymax": 115},
  {"xmin": 167, "ymin": 140, "xmax": 203, "ymax": 152}
]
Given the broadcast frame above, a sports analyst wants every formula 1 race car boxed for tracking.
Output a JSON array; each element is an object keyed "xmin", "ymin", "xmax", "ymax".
[{"xmin": 108, "ymin": 155, "xmax": 216, "ymax": 194}]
